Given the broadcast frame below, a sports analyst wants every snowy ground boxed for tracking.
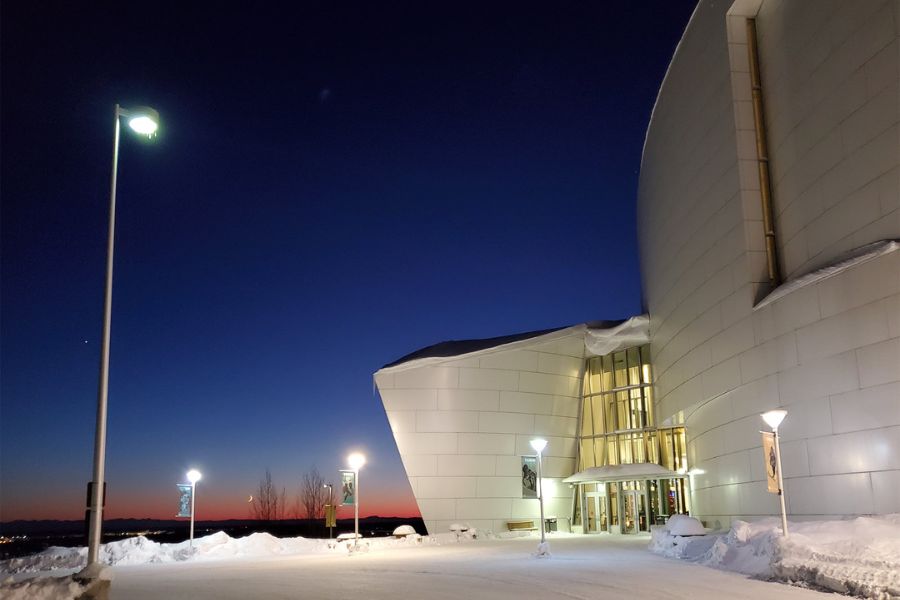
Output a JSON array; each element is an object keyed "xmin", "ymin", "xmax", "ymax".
[
  {"xmin": 3, "ymin": 530, "xmax": 834, "ymax": 600},
  {"xmin": 5, "ymin": 516, "xmax": 899, "ymax": 600}
]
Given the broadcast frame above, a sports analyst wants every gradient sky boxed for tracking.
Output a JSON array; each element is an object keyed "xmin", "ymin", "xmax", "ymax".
[{"xmin": 1, "ymin": 1, "xmax": 696, "ymax": 522}]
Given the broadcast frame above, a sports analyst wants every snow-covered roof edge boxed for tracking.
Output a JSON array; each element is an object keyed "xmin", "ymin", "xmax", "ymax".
[
  {"xmin": 375, "ymin": 315, "xmax": 649, "ymax": 376},
  {"xmin": 754, "ymin": 239, "xmax": 899, "ymax": 311},
  {"xmin": 584, "ymin": 314, "xmax": 650, "ymax": 357}
]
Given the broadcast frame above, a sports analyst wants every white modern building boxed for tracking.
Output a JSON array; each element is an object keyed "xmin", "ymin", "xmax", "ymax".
[{"xmin": 375, "ymin": 0, "xmax": 900, "ymax": 535}]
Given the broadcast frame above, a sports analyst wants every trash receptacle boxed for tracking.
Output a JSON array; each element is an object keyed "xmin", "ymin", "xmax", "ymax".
[{"xmin": 544, "ymin": 517, "xmax": 557, "ymax": 533}]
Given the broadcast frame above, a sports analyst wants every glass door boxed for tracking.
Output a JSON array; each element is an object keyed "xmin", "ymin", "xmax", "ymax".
[
  {"xmin": 585, "ymin": 492, "xmax": 608, "ymax": 533},
  {"xmin": 623, "ymin": 491, "xmax": 638, "ymax": 533},
  {"xmin": 586, "ymin": 493, "xmax": 597, "ymax": 532}
]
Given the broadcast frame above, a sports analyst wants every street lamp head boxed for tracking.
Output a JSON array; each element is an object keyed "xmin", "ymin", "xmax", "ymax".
[
  {"xmin": 348, "ymin": 452, "xmax": 366, "ymax": 471},
  {"xmin": 761, "ymin": 409, "xmax": 787, "ymax": 430},
  {"xmin": 530, "ymin": 438, "xmax": 548, "ymax": 454},
  {"xmin": 121, "ymin": 106, "xmax": 160, "ymax": 137},
  {"xmin": 187, "ymin": 469, "xmax": 202, "ymax": 484}
]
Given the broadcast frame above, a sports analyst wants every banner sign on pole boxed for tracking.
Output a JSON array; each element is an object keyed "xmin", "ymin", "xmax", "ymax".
[
  {"xmin": 340, "ymin": 470, "xmax": 355, "ymax": 506},
  {"xmin": 176, "ymin": 484, "xmax": 192, "ymax": 517},
  {"xmin": 761, "ymin": 432, "xmax": 779, "ymax": 494},
  {"xmin": 325, "ymin": 504, "xmax": 336, "ymax": 528},
  {"xmin": 521, "ymin": 455, "xmax": 538, "ymax": 499}
]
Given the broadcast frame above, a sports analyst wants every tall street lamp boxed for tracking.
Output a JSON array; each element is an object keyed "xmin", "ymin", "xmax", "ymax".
[
  {"xmin": 86, "ymin": 104, "xmax": 160, "ymax": 571},
  {"xmin": 530, "ymin": 438, "xmax": 549, "ymax": 554},
  {"xmin": 187, "ymin": 469, "xmax": 202, "ymax": 547},
  {"xmin": 761, "ymin": 409, "xmax": 789, "ymax": 538},
  {"xmin": 348, "ymin": 453, "xmax": 366, "ymax": 549}
]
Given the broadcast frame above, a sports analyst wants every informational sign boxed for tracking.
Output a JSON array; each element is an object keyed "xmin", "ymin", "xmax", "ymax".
[
  {"xmin": 177, "ymin": 483, "xmax": 192, "ymax": 517},
  {"xmin": 340, "ymin": 470, "xmax": 356, "ymax": 506},
  {"xmin": 325, "ymin": 504, "xmax": 336, "ymax": 528},
  {"xmin": 761, "ymin": 432, "xmax": 779, "ymax": 494},
  {"xmin": 521, "ymin": 455, "xmax": 538, "ymax": 499}
]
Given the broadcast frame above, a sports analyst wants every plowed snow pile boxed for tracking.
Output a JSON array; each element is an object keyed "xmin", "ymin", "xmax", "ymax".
[{"xmin": 650, "ymin": 514, "xmax": 900, "ymax": 599}]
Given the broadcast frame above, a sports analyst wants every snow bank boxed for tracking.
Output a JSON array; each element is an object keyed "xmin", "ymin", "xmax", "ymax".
[
  {"xmin": 0, "ymin": 530, "xmax": 450, "ymax": 578},
  {"xmin": 0, "ymin": 574, "xmax": 86, "ymax": 600},
  {"xmin": 0, "ymin": 566, "xmax": 111, "ymax": 600},
  {"xmin": 650, "ymin": 514, "xmax": 900, "ymax": 599}
]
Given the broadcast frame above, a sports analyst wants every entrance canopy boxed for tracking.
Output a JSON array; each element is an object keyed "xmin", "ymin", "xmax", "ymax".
[{"xmin": 563, "ymin": 463, "xmax": 684, "ymax": 484}]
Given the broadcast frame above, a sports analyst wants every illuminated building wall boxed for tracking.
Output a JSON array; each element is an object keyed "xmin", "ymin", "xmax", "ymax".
[
  {"xmin": 638, "ymin": 0, "xmax": 899, "ymax": 528},
  {"xmin": 374, "ymin": 327, "xmax": 586, "ymax": 534}
]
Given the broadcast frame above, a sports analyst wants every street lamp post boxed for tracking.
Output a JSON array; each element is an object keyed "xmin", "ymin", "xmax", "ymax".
[
  {"xmin": 86, "ymin": 104, "xmax": 159, "ymax": 571},
  {"xmin": 187, "ymin": 469, "xmax": 202, "ymax": 547},
  {"xmin": 761, "ymin": 409, "xmax": 789, "ymax": 538},
  {"xmin": 347, "ymin": 453, "xmax": 366, "ymax": 549},
  {"xmin": 530, "ymin": 438, "xmax": 548, "ymax": 553}
]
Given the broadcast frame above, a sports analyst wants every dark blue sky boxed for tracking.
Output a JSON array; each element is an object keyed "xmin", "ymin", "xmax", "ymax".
[{"xmin": 1, "ymin": 1, "xmax": 696, "ymax": 520}]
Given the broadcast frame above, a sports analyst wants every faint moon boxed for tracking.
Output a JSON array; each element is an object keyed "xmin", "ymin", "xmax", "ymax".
[{"xmin": 248, "ymin": 495, "xmax": 253, "ymax": 502}]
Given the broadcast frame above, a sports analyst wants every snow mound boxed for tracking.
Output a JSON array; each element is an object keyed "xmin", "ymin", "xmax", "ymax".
[
  {"xmin": 649, "ymin": 514, "xmax": 900, "ymax": 598},
  {"xmin": 666, "ymin": 514, "xmax": 705, "ymax": 536},
  {"xmin": 393, "ymin": 525, "xmax": 417, "ymax": 537}
]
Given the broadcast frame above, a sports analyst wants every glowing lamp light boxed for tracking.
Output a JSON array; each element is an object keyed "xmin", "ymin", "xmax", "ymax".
[
  {"xmin": 530, "ymin": 438, "xmax": 548, "ymax": 454},
  {"xmin": 187, "ymin": 469, "xmax": 202, "ymax": 483},
  {"xmin": 762, "ymin": 409, "xmax": 787, "ymax": 430},
  {"xmin": 125, "ymin": 106, "xmax": 160, "ymax": 136},
  {"xmin": 348, "ymin": 452, "xmax": 366, "ymax": 471}
]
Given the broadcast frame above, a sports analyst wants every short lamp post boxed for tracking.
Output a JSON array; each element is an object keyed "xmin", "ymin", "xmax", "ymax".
[
  {"xmin": 187, "ymin": 469, "xmax": 202, "ymax": 547},
  {"xmin": 761, "ymin": 410, "xmax": 789, "ymax": 538},
  {"xmin": 86, "ymin": 104, "xmax": 160, "ymax": 571},
  {"xmin": 348, "ymin": 453, "xmax": 366, "ymax": 549},
  {"xmin": 324, "ymin": 483, "xmax": 334, "ymax": 539},
  {"xmin": 530, "ymin": 438, "xmax": 548, "ymax": 551}
]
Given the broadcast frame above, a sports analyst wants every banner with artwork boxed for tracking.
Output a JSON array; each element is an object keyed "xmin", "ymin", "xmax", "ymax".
[
  {"xmin": 761, "ymin": 432, "xmax": 779, "ymax": 494},
  {"xmin": 521, "ymin": 455, "xmax": 538, "ymax": 498},
  {"xmin": 176, "ymin": 484, "xmax": 192, "ymax": 517},
  {"xmin": 340, "ymin": 470, "xmax": 356, "ymax": 506}
]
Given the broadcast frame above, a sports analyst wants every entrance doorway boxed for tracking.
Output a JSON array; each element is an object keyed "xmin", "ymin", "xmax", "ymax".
[
  {"xmin": 585, "ymin": 492, "xmax": 608, "ymax": 533},
  {"xmin": 621, "ymin": 490, "xmax": 645, "ymax": 533}
]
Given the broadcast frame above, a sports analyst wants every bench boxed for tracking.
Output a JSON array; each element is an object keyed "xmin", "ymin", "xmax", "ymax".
[{"xmin": 507, "ymin": 520, "xmax": 537, "ymax": 532}]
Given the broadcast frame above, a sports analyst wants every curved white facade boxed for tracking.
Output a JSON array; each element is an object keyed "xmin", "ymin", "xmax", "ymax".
[
  {"xmin": 375, "ymin": 327, "xmax": 586, "ymax": 534},
  {"xmin": 638, "ymin": 0, "xmax": 899, "ymax": 528}
]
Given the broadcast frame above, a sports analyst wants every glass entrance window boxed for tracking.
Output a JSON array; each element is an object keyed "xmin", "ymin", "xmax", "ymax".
[
  {"xmin": 623, "ymin": 491, "xmax": 638, "ymax": 534},
  {"xmin": 608, "ymin": 484, "xmax": 618, "ymax": 527}
]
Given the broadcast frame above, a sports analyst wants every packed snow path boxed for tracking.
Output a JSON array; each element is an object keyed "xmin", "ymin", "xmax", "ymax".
[{"xmin": 110, "ymin": 535, "xmax": 831, "ymax": 600}]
